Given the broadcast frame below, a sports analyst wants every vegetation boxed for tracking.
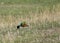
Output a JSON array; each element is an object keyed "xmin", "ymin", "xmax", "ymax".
[{"xmin": 0, "ymin": 0, "xmax": 60, "ymax": 43}]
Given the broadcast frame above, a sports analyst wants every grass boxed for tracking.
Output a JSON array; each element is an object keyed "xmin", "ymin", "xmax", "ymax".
[
  {"xmin": 0, "ymin": 0, "xmax": 60, "ymax": 5},
  {"xmin": 0, "ymin": 0, "xmax": 60, "ymax": 43}
]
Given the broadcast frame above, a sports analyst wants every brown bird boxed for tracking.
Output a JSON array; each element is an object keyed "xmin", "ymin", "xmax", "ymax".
[{"xmin": 17, "ymin": 22, "xmax": 28, "ymax": 29}]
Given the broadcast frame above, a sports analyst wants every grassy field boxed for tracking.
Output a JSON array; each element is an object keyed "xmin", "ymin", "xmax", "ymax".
[{"xmin": 0, "ymin": 0, "xmax": 60, "ymax": 43}]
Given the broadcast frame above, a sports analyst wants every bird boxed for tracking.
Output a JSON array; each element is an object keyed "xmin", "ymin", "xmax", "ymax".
[
  {"xmin": 17, "ymin": 22, "xmax": 28, "ymax": 29},
  {"xmin": 17, "ymin": 25, "xmax": 20, "ymax": 29}
]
